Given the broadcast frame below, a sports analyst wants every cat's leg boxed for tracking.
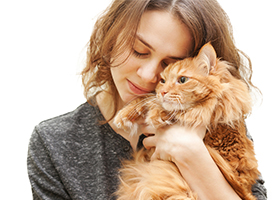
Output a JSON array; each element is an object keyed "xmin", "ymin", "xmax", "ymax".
[
  {"xmin": 114, "ymin": 95, "xmax": 154, "ymax": 135},
  {"xmin": 145, "ymin": 103, "xmax": 177, "ymax": 129}
]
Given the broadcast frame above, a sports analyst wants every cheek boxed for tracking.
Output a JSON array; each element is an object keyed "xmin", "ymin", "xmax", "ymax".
[
  {"xmin": 111, "ymin": 53, "xmax": 139, "ymax": 77},
  {"xmin": 110, "ymin": 67, "xmax": 120, "ymax": 86},
  {"xmin": 110, "ymin": 56, "xmax": 141, "ymax": 103}
]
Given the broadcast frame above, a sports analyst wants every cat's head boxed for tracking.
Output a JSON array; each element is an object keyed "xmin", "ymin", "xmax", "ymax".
[
  {"xmin": 156, "ymin": 43, "xmax": 218, "ymax": 112},
  {"xmin": 155, "ymin": 42, "xmax": 251, "ymax": 125}
]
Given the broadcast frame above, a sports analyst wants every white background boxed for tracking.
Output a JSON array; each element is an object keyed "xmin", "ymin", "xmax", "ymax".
[{"xmin": 1, "ymin": 0, "xmax": 271, "ymax": 199}]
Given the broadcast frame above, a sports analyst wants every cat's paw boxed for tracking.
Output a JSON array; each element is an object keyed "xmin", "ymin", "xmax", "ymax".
[
  {"xmin": 113, "ymin": 112, "xmax": 139, "ymax": 135},
  {"xmin": 146, "ymin": 109, "xmax": 176, "ymax": 129},
  {"xmin": 145, "ymin": 114, "xmax": 164, "ymax": 129}
]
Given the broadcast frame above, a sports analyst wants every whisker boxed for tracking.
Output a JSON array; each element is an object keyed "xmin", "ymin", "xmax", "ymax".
[
  {"xmin": 126, "ymin": 95, "xmax": 156, "ymax": 119},
  {"xmin": 165, "ymin": 95, "xmax": 183, "ymax": 123}
]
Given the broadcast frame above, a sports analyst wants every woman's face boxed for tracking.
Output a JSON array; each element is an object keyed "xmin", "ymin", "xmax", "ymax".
[{"xmin": 111, "ymin": 11, "xmax": 193, "ymax": 106}]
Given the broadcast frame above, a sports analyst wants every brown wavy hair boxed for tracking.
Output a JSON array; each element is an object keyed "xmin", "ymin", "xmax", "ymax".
[{"xmin": 81, "ymin": 0, "xmax": 257, "ymax": 121}]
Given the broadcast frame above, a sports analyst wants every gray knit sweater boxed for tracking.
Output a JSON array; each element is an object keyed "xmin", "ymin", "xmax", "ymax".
[{"xmin": 27, "ymin": 102, "xmax": 267, "ymax": 200}]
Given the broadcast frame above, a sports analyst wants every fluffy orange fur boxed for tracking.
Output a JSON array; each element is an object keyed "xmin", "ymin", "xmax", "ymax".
[{"xmin": 114, "ymin": 43, "xmax": 259, "ymax": 200}]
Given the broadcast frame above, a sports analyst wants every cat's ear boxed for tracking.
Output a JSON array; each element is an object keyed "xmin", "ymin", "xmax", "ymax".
[{"xmin": 196, "ymin": 43, "xmax": 217, "ymax": 75}]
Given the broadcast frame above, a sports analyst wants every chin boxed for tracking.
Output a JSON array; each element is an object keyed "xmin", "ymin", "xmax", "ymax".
[{"xmin": 122, "ymin": 93, "xmax": 138, "ymax": 104}]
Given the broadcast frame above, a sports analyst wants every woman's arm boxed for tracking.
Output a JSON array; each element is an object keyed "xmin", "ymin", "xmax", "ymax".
[
  {"xmin": 143, "ymin": 125, "xmax": 242, "ymax": 200},
  {"xmin": 27, "ymin": 127, "xmax": 71, "ymax": 200}
]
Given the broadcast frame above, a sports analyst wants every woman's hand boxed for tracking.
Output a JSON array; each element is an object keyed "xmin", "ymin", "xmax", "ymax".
[{"xmin": 141, "ymin": 124, "xmax": 206, "ymax": 163}]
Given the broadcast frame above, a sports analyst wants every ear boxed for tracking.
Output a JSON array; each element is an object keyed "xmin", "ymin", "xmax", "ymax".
[{"xmin": 196, "ymin": 42, "xmax": 217, "ymax": 75}]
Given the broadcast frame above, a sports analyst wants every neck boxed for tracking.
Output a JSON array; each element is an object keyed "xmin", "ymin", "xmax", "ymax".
[
  {"xmin": 96, "ymin": 91, "xmax": 139, "ymax": 151},
  {"xmin": 96, "ymin": 91, "xmax": 117, "ymax": 121}
]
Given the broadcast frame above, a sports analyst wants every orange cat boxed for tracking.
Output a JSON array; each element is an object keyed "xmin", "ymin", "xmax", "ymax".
[{"xmin": 114, "ymin": 43, "xmax": 260, "ymax": 200}]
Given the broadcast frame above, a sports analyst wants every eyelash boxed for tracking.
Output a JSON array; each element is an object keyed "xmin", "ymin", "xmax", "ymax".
[
  {"xmin": 133, "ymin": 50, "xmax": 148, "ymax": 58},
  {"xmin": 133, "ymin": 50, "xmax": 168, "ymax": 68}
]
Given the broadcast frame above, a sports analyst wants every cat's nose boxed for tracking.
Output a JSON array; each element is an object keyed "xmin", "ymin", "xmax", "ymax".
[{"xmin": 161, "ymin": 91, "xmax": 168, "ymax": 96}]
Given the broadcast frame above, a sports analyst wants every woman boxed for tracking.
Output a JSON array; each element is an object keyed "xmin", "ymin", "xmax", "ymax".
[{"xmin": 27, "ymin": 0, "xmax": 267, "ymax": 199}]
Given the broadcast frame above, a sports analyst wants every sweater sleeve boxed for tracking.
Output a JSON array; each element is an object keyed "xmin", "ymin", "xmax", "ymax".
[
  {"xmin": 27, "ymin": 127, "xmax": 71, "ymax": 200},
  {"xmin": 252, "ymin": 177, "xmax": 267, "ymax": 200},
  {"xmin": 246, "ymin": 130, "xmax": 267, "ymax": 200}
]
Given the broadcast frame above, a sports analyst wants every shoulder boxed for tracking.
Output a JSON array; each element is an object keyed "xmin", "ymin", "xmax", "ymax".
[
  {"xmin": 38, "ymin": 102, "xmax": 97, "ymax": 130},
  {"xmin": 31, "ymin": 102, "xmax": 106, "ymax": 155},
  {"xmin": 27, "ymin": 102, "xmax": 102, "ymax": 199},
  {"xmin": 36, "ymin": 102, "xmax": 100, "ymax": 139},
  {"xmin": 28, "ymin": 102, "xmax": 132, "ymax": 199}
]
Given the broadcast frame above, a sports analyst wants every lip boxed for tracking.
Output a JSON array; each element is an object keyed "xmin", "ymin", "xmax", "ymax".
[{"xmin": 127, "ymin": 79, "xmax": 152, "ymax": 95}]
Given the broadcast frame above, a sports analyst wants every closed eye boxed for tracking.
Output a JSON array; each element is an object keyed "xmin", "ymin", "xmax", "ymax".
[
  {"xmin": 161, "ymin": 61, "xmax": 168, "ymax": 68},
  {"xmin": 133, "ymin": 50, "xmax": 149, "ymax": 58}
]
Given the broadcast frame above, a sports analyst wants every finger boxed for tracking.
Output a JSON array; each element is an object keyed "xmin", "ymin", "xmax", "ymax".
[{"xmin": 143, "ymin": 135, "xmax": 157, "ymax": 150}]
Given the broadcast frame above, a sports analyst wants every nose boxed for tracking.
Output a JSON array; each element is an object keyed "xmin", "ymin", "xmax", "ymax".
[
  {"xmin": 137, "ymin": 61, "xmax": 162, "ymax": 83},
  {"xmin": 161, "ymin": 90, "xmax": 168, "ymax": 96}
]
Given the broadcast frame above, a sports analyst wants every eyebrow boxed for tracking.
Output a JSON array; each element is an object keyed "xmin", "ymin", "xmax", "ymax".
[
  {"xmin": 136, "ymin": 34, "xmax": 155, "ymax": 51},
  {"xmin": 136, "ymin": 34, "xmax": 185, "ymax": 60}
]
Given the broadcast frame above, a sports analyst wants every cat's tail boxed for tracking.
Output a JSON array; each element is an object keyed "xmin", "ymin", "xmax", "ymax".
[{"xmin": 206, "ymin": 146, "xmax": 257, "ymax": 200}]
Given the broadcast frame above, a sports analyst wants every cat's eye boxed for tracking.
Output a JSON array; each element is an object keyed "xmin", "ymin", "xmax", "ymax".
[
  {"xmin": 178, "ymin": 76, "xmax": 189, "ymax": 84},
  {"xmin": 160, "ymin": 79, "xmax": 166, "ymax": 84}
]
